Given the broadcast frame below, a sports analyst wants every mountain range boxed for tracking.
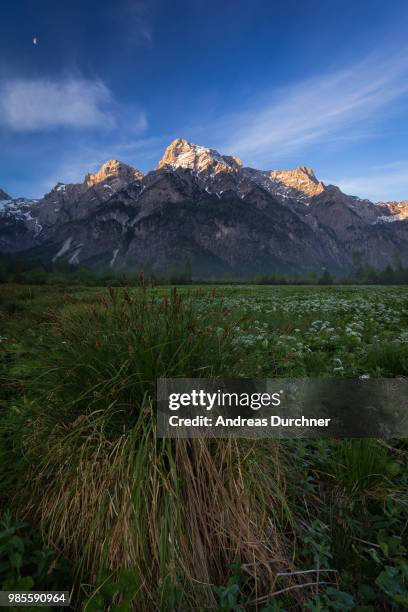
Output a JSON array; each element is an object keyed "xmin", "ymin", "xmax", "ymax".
[{"xmin": 1, "ymin": 138, "xmax": 408, "ymax": 277}]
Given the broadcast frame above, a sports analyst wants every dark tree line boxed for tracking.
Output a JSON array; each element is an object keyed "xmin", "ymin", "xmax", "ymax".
[
  {"xmin": 0, "ymin": 253, "xmax": 193, "ymax": 286},
  {"xmin": 1, "ymin": 251, "xmax": 408, "ymax": 286}
]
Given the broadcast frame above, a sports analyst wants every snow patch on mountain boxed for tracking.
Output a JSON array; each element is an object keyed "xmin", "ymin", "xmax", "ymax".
[
  {"xmin": 52, "ymin": 237, "xmax": 73, "ymax": 262},
  {"xmin": 0, "ymin": 197, "xmax": 38, "ymax": 220}
]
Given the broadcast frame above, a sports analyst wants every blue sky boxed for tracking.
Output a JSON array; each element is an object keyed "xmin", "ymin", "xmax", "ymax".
[{"xmin": 1, "ymin": 0, "xmax": 408, "ymax": 200}]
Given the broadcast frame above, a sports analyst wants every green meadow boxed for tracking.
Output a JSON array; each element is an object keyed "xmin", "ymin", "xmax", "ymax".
[{"xmin": 1, "ymin": 284, "xmax": 407, "ymax": 610}]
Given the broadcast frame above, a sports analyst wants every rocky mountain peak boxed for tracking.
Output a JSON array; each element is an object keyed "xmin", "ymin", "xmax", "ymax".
[
  {"xmin": 2, "ymin": 137, "xmax": 408, "ymax": 274},
  {"xmin": 157, "ymin": 138, "xmax": 243, "ymax": 174},
  {"xmin": 298, "ymin": 166, "xmax": 317, "ymax": 179},
  {"xmin": 85, "ymin": 160, "xmax": 143, "ymax": 190},
  {"xmin": 0, "ymin": 188, "xmax": 11, "ymax": 200},
  {"xmin": 268, "ymin": 166, "xmax": 325, "ymax": 198},
  {"xmin": 378, "ymin": 199, "xmax": 408, "ymax": 221}
]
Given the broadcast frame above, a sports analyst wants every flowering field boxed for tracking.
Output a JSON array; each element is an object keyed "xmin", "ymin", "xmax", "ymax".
[{"xmin": 194, "ymin": 285, "xmax": 408, "ymax": 378}]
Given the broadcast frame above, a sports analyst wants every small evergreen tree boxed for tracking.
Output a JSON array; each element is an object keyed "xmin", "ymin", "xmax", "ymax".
[
  {"xmin": 380, "ymin": 264, "xmax": 395, "ymax": 285},
  {"xmin": 318, "ymin": 269, "xmax": 334, "ymax": 285}
]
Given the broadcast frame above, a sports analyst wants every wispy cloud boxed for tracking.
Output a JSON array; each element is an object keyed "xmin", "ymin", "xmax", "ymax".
[
  {"xmin": 331, "ymin": 161, "xmax": 408, "ymax": 202},
  {"xmin": 0, "ymin": 78, "xmax": 115, "ymax": 131},
  {"xmin": 132, "ymin": 112, "xmax": 148, "ymax": 133},
  {"xmin": 119, "ymin": 0, "xmax": 155, "ymax": 45},
  {"xmin": 214, "ymin": 47, "xmax": 408, "ymax": 166}
]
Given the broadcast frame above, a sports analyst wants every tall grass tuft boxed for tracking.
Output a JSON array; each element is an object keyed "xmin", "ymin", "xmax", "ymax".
[
  {"xmin": 324, "ymin": 439, "xmax": 393, "ymax": 494},
  {"xmin": 2, "ymin": 287, "xmax": 294, "ymax": 608}
]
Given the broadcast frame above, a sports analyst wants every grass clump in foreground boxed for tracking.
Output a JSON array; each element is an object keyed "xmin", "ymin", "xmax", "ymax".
[
  {"xmin": 1, "ymin": 284, "xmax": 408, "ymax": 610},
  {"xmin": 1, "ymin": 287, "xmax": 294, "ymax": 609}
]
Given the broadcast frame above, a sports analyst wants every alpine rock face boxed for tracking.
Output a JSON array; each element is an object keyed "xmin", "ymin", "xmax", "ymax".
[
  {"xmin": 1, "ymin": 138, "xmax": 408, "ymax": 276},
  {"xmin": 85, "ymin": 159, "xmax": 144, "ymax": 190},
  {"xmin": 157, "ymin": 138, "xmax": 243, "ymax": 174},
  {"xmin": 376, "ymin": 200, "xmax": 408, "ymax": 222}
]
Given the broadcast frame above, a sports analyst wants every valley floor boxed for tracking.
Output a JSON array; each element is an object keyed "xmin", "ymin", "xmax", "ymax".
[{"xmin": 0, "ymin": 284, "xmax": 407, "ymax": 610}]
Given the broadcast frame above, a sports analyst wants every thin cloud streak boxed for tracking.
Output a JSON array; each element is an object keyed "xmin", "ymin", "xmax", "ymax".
[
  {"xmin": 119, "ymin": 0, "xmax": 154, "ymax": 46},
  {"xmin": 214, "ymin": 48, "xmax": 408, "ymax": 166},
  {"xmin": 330, "ymin": 162, "xmax": 408, "ymax": 202},
  {"xmin": 0, "ymin": 78, "xmax": 115, "ymax": 132}
]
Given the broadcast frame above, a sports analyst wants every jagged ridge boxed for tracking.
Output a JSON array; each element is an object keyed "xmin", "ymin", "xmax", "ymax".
[{"xmin": 1, "ymin": 138, "xmax": 408, "ymax": 275}]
